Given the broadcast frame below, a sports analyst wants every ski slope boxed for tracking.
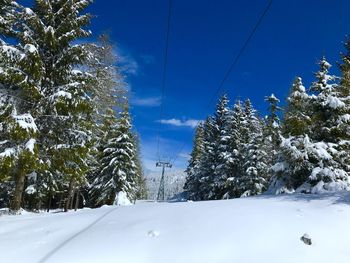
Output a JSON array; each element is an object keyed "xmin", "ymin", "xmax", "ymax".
[{"xmin": 1, "ymin": 193, "xmax": 350, "ymax": 263}]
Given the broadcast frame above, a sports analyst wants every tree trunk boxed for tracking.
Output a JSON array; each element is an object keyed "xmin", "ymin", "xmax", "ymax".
[
  {"xmin": 74, "ymin": 189, "xmax": 79, "ymax": 211},
  {"xmin": 47, "ymin": 193, "xmax": 52, "ymax": 212},
  {"xmin": 70, "ymin": 189, "xmax": 74, "ymax": 210},
  {"xmin": 10, "ymin": 170, "xmax": 26, "ymax": 212},
  {"xmin": 64, "ymin": 179, "xmax": 74, "ymax": 212}
]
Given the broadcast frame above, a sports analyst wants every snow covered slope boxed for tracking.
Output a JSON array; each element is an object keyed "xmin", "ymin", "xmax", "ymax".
[
  {"xmin": 145, "ymin": 169, "xmax": 186, "ymax": 200},
  {"xmin": 1, "ymin": 193, "xmax": 350, "ymax": 263}
]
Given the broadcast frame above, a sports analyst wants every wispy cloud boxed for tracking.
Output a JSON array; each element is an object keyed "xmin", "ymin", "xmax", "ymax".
[
  {"xmin": 179, "ymin": 152, "xmax": 190, "ymax": 159},
  {"xmin": 140, "ymin": 54, "xmax": 155, "ymax": 64},
  {"xmin": 119, "ymin": 53, "xmax": 139, "ymax": 76},
  {"xmin": 112, "ymin": 45, "xmax": 139, "ymax": 76},
  {"xmin": 158, "ymin": 118, "xmax": 202, "ymax": 128},
  {"xmin": 131, "ymin": 96, "xmax": 161, "ymax": 107}
]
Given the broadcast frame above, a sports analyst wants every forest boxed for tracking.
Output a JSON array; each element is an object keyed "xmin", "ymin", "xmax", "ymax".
[
  {"xmin": 184, "ymin": 53, "xmax": 350, "ymax": 200},
  {"xmin": 0, "ymin": 0, "xmax": 147, "ymax": 213}
]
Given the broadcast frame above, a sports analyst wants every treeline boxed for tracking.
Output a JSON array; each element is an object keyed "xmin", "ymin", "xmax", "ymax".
[
  {"xmin": 0, "ymin": 0, "xmax": 146, "ymax": 213},
  {"xmin": 184, "ymin": 43, "xmax": 350, "ymax": 200}
]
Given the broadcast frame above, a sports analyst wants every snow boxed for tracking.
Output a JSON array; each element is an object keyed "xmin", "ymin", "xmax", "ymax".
[
  {"xmin": 24, "ymin": 44, "xmax": 37, "ymax": 53},
  {"xmin": 24, "ymin": 7, "xmax": 34, "ymax": 15},
  {"xmin": 51, "ymin": 91, "xmax": 72, "ymax": 100},
  {"xmin": 13, "ymin": 113, "xmax": 37, "ymax": 132},
  {"xmin": 1, "ymin": 193, "xmax": 350, "ymax": 263},
  {"xmin": 324, "ymin": 96, "xmax": 345, "ymax": 109},
  {"xmin": 25, "ymin": 138, "xmax": 36, "ymax": 153},
  {"xmin": 114, "ymin": 191, "xmax": 132, "ymax": 206},
  {"xmin": 0, "ymin": 147, "xmax": 15, "ymax": 157},
  {"xmin": 25, "ymin": 185, "xmax": 36, "ymax": 194}
]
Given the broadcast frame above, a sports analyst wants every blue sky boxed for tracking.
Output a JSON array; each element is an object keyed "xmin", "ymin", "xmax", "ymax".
[{"xmin": 86, "ymin": 0, "xmax": 350, "ymax": 172}]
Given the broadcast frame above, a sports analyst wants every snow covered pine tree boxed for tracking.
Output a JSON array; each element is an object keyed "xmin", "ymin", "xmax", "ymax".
[
  {"xmin": 0, "ymin": 0, "xmax": 40, "ymax": 212},
  {"xmin": 270, "ymin": 58, "xmax": 350, "ymax": 193},
  {"xmin": 90, "ymin": 105, "xmax": 138, "ymax": 206}
]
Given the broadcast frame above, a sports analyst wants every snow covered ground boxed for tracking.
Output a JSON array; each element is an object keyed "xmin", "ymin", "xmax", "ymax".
[{"xmin": 1, "ymin": 193, "xmax": 350, "ymax": 263}]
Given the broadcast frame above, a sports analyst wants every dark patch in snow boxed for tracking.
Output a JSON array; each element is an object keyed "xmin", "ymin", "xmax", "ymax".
[{"xmin": 300, "ymin": 233, "xmax": 312, "ymax": 245}]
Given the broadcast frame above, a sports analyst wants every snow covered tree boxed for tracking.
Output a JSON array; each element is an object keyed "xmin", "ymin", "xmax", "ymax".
[
  {"xmin": 15, "ymin": 0, "xmax": 96, "ymax": 211},
  {"xmin": 85, "ymin": 34, "xmax": 126, "ymax": 117},
  {"xmin": 84, "ymin": 34, "xmax": 127, "ymax": 206},
  {"xmin": 0, "ymin": 104, "xmax": 38, "ymax": 211},
  {"xmin": 0, "ymin": 0, "xmax": 42, "ymax": 211},
  {"xmin": 270, "ymin": 58, "xmax": 350, "ymax": 194},
  {"xmin": 184, "ymin": 122, "xmax": 204, "ymax": 200},
  {"xmin": 269, "ymin": 77, "xmax": 313, "ymax": 193},
  {"xmin": 195, "ymin": 116, "xmax": 217, "ymax": 200},
  {"xmin": 0, "ymin": 0, "xmax": 20, "ymax": 37},
  {"xmin": 210, "ymin": 94, "xmax": 235, "ymax": 199},
  {"xmin": 132, "ymin": 133, "xmax": 147, "ymax": 200},
  {"xmin": 237, "ymin": 99, "xmax": 269, "ymax": 197},
  {"xmin": 90, "ymin": 105, "xmax": 138, "ymax": 206},
  {"xmin": 306, "ymin": 57, "xmax": 350, "ymax": 192},
  {"xmin": 283, "ymin": 77, "xmax": 311, "ymax": 136},
  {"xmin": 221, "ymin": 100, "xmax": 245, "ymax": 198},
  {"xmin": 264, "ymin": 94, "xmax": 282, "ymax": 159},
  {"xmin": 338, "ymin": 39, "xmax": 350, "ymax": 180}
]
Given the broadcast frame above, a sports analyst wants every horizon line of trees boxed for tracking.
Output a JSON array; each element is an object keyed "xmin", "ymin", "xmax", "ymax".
[
  {"xmin": 0, "ymin": 0, "xmax": 147, "ymax": 213},
  {"xmin": 184, "ymin": 41, "xmax": 350, "ymax": 200}
]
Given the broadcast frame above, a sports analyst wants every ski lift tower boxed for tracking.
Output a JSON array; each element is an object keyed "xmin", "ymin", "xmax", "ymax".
[{"xmin": 156, "ymin": 161, "xmax": 172, "ymax": 201}]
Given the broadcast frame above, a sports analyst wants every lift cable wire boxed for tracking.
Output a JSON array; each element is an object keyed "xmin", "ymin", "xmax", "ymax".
[
  {"xmin": 170, "ymin": 0, "xmax": 273, "ymax": 165},
  {"xmin": 156, "ymin": 0, "xmax": 173, "ymax": 160}
]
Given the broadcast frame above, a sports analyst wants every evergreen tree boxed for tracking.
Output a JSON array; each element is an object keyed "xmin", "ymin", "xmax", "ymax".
[
  {"xmin": 0, "ymin": 0, "xmax": 42, "ymax": 211},
  {"xmin": 264, "ymin": 94, "xmax": 282, "ymax": 162},
  {"xmin": 0, "ymin": 105, "xmax": 38, "ymax": 211},
  {"xmin": 90, "ymin": 105, "xmax": 138, "ymax": 205},
  {"xmin": 211, "ymin": 94, "xmax": 234, "ymax": 199},
  {"xmin": 271, "ymin": 59, "xmax": 350, "ymax": 194},
  {"xmin": 307, "ymin": 58, "xmax": 350, "ymax": 191},
  {"xmin": 237, "ymin": 99, "xmax": 268, "ymax": 197},
  {"xmin": 283, "ymin": 77, "xmax": 311, "ymax": 136},
  {"xmin": 219, "ymin": 100, "xmax": 243, "ymax": 198},
  {"xmin": 269, "ymin": 77, "xmax": 313, "ymax": 193},
  {"xmin": 84, "ymin": 34, "xmax": 127, "ymax": 206},
  {"xmin": 196, "ymin": 116, "xmax": 216, "ymax": 200},
  {"xmin": 132, "ymin": 133, "xmax": 147, "ymax": 200},
  {"xmin": 17, "ymin": 0, "xmax": 96, "ymax": 211},
  {"xmin": 184, "ymin": 123, "xmax": 204, "ymax": 200}
]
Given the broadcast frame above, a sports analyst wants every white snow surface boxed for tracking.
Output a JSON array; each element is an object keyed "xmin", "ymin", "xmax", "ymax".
[
  {"xmin": 114, "ymin": 191, "xmax": 132, "ymax": 206},
  {"xmin": 1, "ymin": 193, "xmax": 350, "ymax": 263}
]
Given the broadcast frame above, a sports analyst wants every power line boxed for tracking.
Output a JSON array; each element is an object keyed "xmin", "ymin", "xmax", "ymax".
[
  {"xmin": 206, "ymin": 0, "xmax": 273, "ymax": 108},
  {"xmin": 171, "ymin": 0, "xmax": 273, "ymax": 165},
  {"xmin": 156, "ymin": 0, "xmax": 173, "ymax": 160}
]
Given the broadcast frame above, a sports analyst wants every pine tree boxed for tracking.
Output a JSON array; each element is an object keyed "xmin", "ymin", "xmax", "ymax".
[
  {"xmin": 264, "ymin": 94, "xmax": 282, "ymax": 159},
  {"xmin": 222, "ymin": 100, "xmax": 245, "ymax": 198},
  {"xmin": 237, "ymin": 99, "xmax": 268, "ymax": 197},
  {"xmin": 211, "ymin": 94, "xmax": 234, "ymax": 199},
  {"xmin": 271, "ymin": 58, "xmax": 350, "ymax": 194},
  {"xmin": 184, "ymin": 123, "xmax": 204, "ymax": 200},
  {"xmin": 90, "ymin": 105, "xmax": 138, "ymax": 205},
  {"xmin": 283, "ymin": 77, "xmax": 311, "ymax": 136},
  {"xmin": 0, "ymin": 0, "xmax": 20, "ymax": 37},
  {"xmin": 0, "ymin": 0, "xmax": 42, "ymax": 211},
  {"xmin": 195, "ymin": 116, "xmax": 216, "ymax": 200},
  {"xmin": 84, "ymin": 34, "xmax": 127, "ymax": 206},
  {"xmin": 132, "ymin": 133, "xmax": 147, "ymax": 200},
  {"xmin": 338, "ymin": 39, "xmax": 350, "ymax": 182},
  {"xmin": 307, "ymin": 57, "xmax": 350, "ymax": 191},
  {"xmin": 16, "ymin": 0, "xmax": 96, "ymax": 211},
  {"xmin": 269, "ymin": 77, "xmax": 313, "ymax": 193},
  {"xmin": 0, "ymin": 105, "xmax": 38, "ymax": 211}
]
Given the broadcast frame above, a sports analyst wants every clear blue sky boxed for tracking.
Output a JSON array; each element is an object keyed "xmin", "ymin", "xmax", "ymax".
[{"xmin": 85, "ymin": 0, "xmax": 350, "ymax": 172}]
